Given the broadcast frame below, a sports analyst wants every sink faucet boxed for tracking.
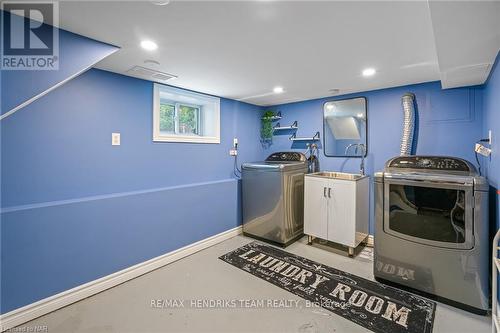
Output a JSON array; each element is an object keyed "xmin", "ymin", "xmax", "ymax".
[
  {"xmin": 357, "ymin": 144, "xmax": 366, "ymax": 175},
  {"xmin": 344, "ymin": 143, "xmax": 366, "ymax": 175}
]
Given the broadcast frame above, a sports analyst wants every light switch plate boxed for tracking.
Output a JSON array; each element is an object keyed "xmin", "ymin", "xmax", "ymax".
[{"xmin": 112, "ymin": 133, "xmax": 121, "ymax": 146}]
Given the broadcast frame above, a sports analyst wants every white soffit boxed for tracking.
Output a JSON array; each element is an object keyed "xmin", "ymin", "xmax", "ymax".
[{"xmin": 428, "ymin": 0, "xmax": 500, "ymax": 89}]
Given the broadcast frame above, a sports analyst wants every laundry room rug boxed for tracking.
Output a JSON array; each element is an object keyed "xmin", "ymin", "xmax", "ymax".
[{"xmin": 219, "ymin": 242, "xmax": 435, "ymax": 333}]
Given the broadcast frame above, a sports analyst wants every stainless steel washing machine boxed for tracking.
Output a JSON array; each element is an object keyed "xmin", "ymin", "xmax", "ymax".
[
  {"xmin": 242, "ymin": 152, "xmax": 308, "ymax": 247},
  {"xmin": 374, "ymin": 155, "xmax": 489, "ymax": 314}
]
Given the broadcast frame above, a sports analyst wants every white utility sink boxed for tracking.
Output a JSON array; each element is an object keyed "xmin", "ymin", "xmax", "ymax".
[{"xmin": 307, "ymin": 171, "xmax": 366, "ymax": 181}]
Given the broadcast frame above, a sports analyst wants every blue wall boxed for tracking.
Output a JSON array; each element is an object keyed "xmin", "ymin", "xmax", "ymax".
[
  {"xmin": 0, "ymin": 68, "xmax": 265, "ymax": 313},
  {"xmin": 482, "ymin": 53, "xmax": 500, "ymax": 230},
  {"xmin": 1, "ymin": 69, "xmax": 263, "ymax": 207},
  {"xmin": 266, "ymin": 82, "xmax": 484, "ymax": 234}
]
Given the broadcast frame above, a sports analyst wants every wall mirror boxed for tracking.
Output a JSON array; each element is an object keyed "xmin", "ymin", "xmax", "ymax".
[{"xmin": 323, "ymin": 97, "xmax": 367, "ymax": 157}]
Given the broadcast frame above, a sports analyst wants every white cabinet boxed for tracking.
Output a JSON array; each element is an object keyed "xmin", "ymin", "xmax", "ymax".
[
  {"xmin": 304, "ymin": 176, "xmax": 328, "ymax": 239},
  {"xmin": 304, "ymin": 173, "xmax": 369, "ymax": 255}
]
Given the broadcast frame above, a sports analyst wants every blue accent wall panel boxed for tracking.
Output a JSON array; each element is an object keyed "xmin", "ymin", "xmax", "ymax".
[
  {"xmin": 266, "ymin": 81, "xmax": 484, "ymax": 234},
  {"xmin": 1, "ymin": 180, "xmax": 238, "ymax": 313},
  {"xmin": 482, "ymin": 52, "xmax": 500, "ymax": 229},
  {"xmin": 0, "ymin": 12, "xmax": 118, "ymax": 116}
]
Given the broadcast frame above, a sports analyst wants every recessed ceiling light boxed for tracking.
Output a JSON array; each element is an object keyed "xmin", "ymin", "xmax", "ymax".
[
  {"xmin": 140, "ymin": 40, "xmax": 158, "ymax": 51},
  {"xmin": 151, "ymin": 0, "xmax": 170, "ymax": 5},
  {"xmin": 273, "ymin": 86, "xmax": 284, "ymax": 94},
  {"xmin": 362, "ymin": 68, "xmax": 376, "ymax": 77}
]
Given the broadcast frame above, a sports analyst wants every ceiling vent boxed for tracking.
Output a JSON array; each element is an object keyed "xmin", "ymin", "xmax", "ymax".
[{"xmin": 126, "ymin": 66, "xmax": 177, "ymax": 83}]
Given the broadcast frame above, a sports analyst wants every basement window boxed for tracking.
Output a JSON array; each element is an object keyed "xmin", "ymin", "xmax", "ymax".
[{"xmin": 153, "ymin": 84, "xmax": 220, "ymax": 143}]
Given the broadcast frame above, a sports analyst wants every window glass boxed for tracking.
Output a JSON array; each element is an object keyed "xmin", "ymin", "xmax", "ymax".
[
  {"xmin": 160, "ymin": 103, "xmax": 175, "ymax": 133},
  {"xmin": 178, "ymin": 104, "xmax": 200, "ymax": 135}
]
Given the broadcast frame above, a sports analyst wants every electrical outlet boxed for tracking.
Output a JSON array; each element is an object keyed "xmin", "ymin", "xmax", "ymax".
[
  {"xmin": 229, "ymin": 149, "xmax": 238, "ymax": 156},
  {"xmin": 112, "ymin": 133, "xmax": 121, "ymax": 146}
]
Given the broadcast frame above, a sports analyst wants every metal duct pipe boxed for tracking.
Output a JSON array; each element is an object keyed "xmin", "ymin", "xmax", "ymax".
[{"xmin": 400, "ymin": 93, "xmax": 416, "ymax": 156}]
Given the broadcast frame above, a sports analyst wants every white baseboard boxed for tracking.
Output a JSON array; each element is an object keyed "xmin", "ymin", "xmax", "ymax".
[
  {"xmin": 366, "ymin": 235, "xmax": 374, "ymax": 247},
  {"xmin": 0, "ymin": 226, "xmax": 242, "ymax": 332}
]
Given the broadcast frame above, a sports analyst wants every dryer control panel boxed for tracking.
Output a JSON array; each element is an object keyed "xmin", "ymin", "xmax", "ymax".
[
  {"xmin": 266, "ymin": 152, "xmax": 306, "ymax": 162},
  {"xmin": 387, "ymin": 156, "xmax": 474, "ymax": 173}
]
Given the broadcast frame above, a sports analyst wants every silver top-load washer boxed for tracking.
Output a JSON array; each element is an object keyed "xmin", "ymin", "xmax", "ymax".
[
  {"xmin": 242, "ymin": 152, "xmax": 308, "ymax": 247},
  {"xmin": 374, "ymin": 155, "xmax": 489, "ymax": 314}
]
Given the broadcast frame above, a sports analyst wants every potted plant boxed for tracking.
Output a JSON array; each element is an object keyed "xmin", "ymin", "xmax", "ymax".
[{"xmin": 260, "ymin": 110, "xmax": 276, "ymax": 147}]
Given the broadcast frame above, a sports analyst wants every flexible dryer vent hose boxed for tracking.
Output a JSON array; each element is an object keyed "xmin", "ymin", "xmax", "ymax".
[{"xmin": 400, "ymin": 93, "xmax": 416, "ymax": 156}]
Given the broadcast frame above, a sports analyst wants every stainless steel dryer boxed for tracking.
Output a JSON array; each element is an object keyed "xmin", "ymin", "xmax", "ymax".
[
  {"xmin": 374, "ymin": 156, "xmax": 489, "ymax": 314},
  {"xmin": 242, "ymin": 152, "xmax": 308, "ymax": 247}
]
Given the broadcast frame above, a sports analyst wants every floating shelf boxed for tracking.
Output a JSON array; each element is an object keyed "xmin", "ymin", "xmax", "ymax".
[
  {"xmin": 262, "ymin": 111, "xmax": 282, "ymax": 121},
  {"xmin": 274, "ymin": 121, "xmax": 298, "ymax": 131},
  {"xmin": 290, "ymin": 131, "xmax": 320, "ymax": 141}
]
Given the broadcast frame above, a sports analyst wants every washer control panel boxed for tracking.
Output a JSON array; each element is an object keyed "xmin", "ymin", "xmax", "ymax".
[
  {"xmin": 388, "ymin": 156, "xmax": 471, "ymax": 172},
  {"xmin": 266, "ymin": 152, "xmax": 306, "ymax": 162}
]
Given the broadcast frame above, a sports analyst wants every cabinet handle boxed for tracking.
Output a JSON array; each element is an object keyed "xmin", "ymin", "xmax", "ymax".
[
  {"xmin": 328, "ymin": 187, "xmax": 332, "ymax": 198},
  {"xmin": 323, "ymin": 187, "xmax": 327, "ymax": 197}
]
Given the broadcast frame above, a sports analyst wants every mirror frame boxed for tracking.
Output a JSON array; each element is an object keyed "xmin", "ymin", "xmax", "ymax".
[{"xmin": 322, "ymin": 96, "xmax": 368, "ymax": 158}]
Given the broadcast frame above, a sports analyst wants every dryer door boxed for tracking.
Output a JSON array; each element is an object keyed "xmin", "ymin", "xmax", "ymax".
[{"xmin": 383, "ymin": 178, "xmax": 474, "ymax": 250}]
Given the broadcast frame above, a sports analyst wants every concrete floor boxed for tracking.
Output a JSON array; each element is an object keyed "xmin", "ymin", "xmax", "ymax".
[{"xmin": 17, "ymin": 235, "xmax": 491, "ymax": 333}]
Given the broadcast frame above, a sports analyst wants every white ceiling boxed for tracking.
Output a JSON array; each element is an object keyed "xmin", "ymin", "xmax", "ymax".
[
  {"xmin": 56, "ymin": 1, "xmax": 500, "ymax": 106},
  {"xmin": 428, "ymin": 0, "xmax": 500, "ymax": 89}
]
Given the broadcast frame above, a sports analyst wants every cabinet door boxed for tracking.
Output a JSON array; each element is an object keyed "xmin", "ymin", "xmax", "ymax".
[
  {"xmin": 304, "ymin": 177, "xmax": 328, "ymax": 239},
  {"xmin": 327, "ymin": 180, "xmax": 356, "ymax": 246}
]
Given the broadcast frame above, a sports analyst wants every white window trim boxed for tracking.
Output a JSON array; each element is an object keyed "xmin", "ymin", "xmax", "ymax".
[{"xmin": 153, "ymin": 84, "xmax": 220, "ymax": 144}]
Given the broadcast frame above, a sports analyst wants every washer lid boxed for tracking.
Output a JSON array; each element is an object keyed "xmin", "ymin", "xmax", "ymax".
[{"xmin": 242, "ymin": 161, "xmax": 306, "ymax": 171}]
